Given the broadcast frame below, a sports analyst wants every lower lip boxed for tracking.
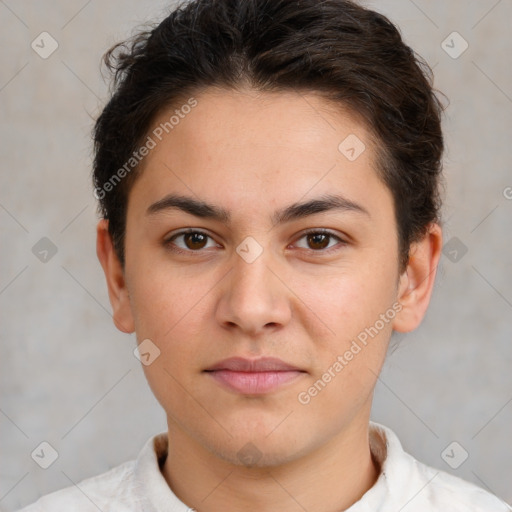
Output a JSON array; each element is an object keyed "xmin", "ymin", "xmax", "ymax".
[{"xmin": 205, "ymin": 370, "xmax": 304, "ymax": 394}]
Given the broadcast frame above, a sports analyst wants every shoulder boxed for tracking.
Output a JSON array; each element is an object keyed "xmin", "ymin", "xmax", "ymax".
[
  {"xmin": 411, "ymin": 457, "xmax": 510, "ymax": 511},
  {"xmin": 16, "ymin": 459, "xmax": 139, "ymax": 512},
  {"xmin": 369, "ymin": 422, "xmax": 510, "ymax": 512},
  {"xmin": 15, "ymin": 433, "xmax": 170, "ymax": 512}
]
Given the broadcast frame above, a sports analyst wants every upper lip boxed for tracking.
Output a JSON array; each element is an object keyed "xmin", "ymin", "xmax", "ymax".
[{"xmin": 204, "ymin": 357, "xmax": 304, "ymax": 372}]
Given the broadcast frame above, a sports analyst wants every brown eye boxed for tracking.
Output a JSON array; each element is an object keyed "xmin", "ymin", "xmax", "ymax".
[
  {"xmin": 294, "ymin": 230, "xmax": 346, "ymax": 252},
  {"xmin": 183, "ymin": 232, "xmax": 208, "ymax": 250},
  {"xmin": 306, "ymin": 233, "xmax": 330, "ymax": 250},
  {"xmin": 165, "ymin": 230, "xmax": 217, "ymax": 253}
]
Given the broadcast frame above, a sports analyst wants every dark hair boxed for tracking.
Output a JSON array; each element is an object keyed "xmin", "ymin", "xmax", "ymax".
[{"xmin": 93, "ymin": 0, "xmax": 445, "ymax": 272}]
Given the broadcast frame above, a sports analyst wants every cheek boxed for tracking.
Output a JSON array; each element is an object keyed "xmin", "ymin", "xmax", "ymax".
[
  {"xmin": 128, "ymin": 260, "xmax": 210, "ymax": 338},
  {"xmin": 296, "ymin": 260, "xmax": 398, "ymax": 339},
  {"xmin": 129, "ymin": 267, "xmax": 210, "ymax": 415},
  {"xmin": 295, "ymin": 287, "xmax": 394, "ymax": 426},
  {"xmin": 297, "ymin": 262, "xmax": 397, "ymax": 392},
  {"xmin": 127, "ymin": 262, "xmax": 219, "ymax": 381}
]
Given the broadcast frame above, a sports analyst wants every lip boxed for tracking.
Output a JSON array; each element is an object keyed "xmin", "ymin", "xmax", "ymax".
[
  {"xmin": 205, "ymin": 356, "xmax": 303, "ymax": 372},
  {"xmin": 204, "ymin": 357, "xmax": 306, "ymax": 394}
]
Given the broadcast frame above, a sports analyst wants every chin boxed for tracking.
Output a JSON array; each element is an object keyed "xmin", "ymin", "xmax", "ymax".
[
  {"xmin": 215, "ymin": 440, "xmax": 305, "ymax": 469},
  {"xmin": 206, "ymin": 424, "xmax": 310, "ymax": 469}
]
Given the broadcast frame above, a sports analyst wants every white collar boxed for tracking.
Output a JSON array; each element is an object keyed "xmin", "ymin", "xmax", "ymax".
[{"xmin": 133, "ymin": 421, "xmax": 402, "ymax": 511}]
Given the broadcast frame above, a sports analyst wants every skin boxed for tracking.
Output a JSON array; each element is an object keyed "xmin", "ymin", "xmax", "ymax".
[{"xmin": 97, "ymin": 87, "xmax": 442, "ymax": 512}]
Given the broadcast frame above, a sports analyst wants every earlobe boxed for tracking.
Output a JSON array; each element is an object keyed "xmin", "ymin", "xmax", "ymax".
[
  {"xmin": 392, "ymin": 223, "xmax": 443, "ymax": 333},
  {"xmin": 96, "ymin": 219, "xmax": 135, "ymax": 334}
]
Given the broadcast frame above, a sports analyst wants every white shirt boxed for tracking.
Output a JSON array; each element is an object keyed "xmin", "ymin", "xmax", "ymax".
[{"xmin": 18, "ymin": 422, "xmax": 509, "ymax": 511}]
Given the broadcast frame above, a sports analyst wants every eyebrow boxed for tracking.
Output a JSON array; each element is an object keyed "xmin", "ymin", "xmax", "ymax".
[{"xmin": 146, "ymin": 192, "xmax": 371, "ymax": 225}]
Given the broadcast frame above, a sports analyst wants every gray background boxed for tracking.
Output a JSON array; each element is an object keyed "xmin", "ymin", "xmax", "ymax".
[{"xmin": 1, "ymin": 0, "xmax": 511, "ymax": 510}]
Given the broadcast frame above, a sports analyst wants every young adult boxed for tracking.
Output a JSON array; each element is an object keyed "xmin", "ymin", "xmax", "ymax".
[{"xmin": 19, "ymin": 0, "xmax": 509, "ymax": 510}]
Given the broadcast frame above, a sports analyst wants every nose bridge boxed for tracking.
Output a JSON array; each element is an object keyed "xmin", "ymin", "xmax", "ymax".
[
  {"xmin": 232, "ymin": 240, "xmax": 276, "ymax": 303},
  {"xmin": 217, "ymin": 237, "xmax": 291, "ymax": 333}
]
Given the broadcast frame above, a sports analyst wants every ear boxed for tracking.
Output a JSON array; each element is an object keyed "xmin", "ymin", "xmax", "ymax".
[
  {"xmin": 96, "ymin": 219, "xmax": 135, "ymax": 334},
  {"xmin": 392, "ymin": 223, "xmax": 442, "ymax": 333}
]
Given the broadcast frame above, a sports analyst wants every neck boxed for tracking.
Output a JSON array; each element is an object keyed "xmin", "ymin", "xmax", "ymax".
[{"xmin": 162, "ymin": 419, "xmax": 379, "ymax": 512}]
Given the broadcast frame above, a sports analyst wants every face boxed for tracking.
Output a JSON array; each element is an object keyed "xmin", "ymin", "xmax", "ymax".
[{"xmin": 100, "ymin": 87, "xmax": 434, "ymax": 467}]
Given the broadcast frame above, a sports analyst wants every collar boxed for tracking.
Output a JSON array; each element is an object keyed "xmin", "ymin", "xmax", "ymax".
[{"xmin": 133, "ymin": 421, "xmax": 402, "ymax": 512}]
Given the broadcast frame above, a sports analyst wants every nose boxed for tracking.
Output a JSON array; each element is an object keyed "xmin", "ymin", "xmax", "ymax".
[{"xmin": 215, "ymin": 243, "xmax": 292, "ymax": 336}]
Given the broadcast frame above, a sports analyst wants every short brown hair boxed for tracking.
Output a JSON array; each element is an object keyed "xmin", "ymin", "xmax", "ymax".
[{"xmin": 93, "ymin": 0, "xmax": 445, "ymax": 272}]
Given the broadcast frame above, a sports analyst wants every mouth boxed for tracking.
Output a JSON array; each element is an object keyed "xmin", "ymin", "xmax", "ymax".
[{"xmin": 203, "ymin": 357, "xmax": 307, "ymax": 395}]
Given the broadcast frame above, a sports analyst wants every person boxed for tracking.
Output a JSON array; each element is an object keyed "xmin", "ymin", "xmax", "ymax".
[{"xmin": 18, "ymin": 0, "xmax": 509, "ymax": 510}]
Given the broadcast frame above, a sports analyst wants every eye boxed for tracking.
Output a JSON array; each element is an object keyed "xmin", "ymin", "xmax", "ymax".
[
  {"xmin": 164, "ymin": 228, "xmax": 347, "ymax": 255},
  {"xmin": 164, "ymin": 229, "xmax": 219, "ymax": 253},
  {"xmin": 293, "ymin": 229, "xmax": 347, "ymax": 252}
]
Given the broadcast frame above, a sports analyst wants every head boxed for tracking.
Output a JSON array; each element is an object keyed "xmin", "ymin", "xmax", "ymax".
[{"xmin": 95, "ymin": 0, "xmax": 444, "ymax": 468}]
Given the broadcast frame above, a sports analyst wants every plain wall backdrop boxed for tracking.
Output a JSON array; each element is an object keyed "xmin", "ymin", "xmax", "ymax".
[{"xmin": 1, "ymin": 0, "xmax": 511, "ymax": 510}]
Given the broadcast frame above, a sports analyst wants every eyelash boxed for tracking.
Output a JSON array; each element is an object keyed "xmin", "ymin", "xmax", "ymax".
[{"xmin": 163, "ymin": 228, "xmax": 347, "ymax": 256}]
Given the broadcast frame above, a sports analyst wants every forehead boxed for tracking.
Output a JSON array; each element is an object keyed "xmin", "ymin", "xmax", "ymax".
[
  {"xmin": 129, "ymin": 87, "xmax": 392, "ymax": 225},
  {"xmin": 151, "ymin": 87, "xmax": 372, "ymax": 161}
]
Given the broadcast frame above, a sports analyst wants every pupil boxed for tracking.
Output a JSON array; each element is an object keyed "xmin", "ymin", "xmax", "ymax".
[
  {"xmin": 309, "ymin": 233, "xmax": 328, "ymax": 250},
  {"xmin": 186, "ymin": 233, "xmax": 206, "ymax": 249}
]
